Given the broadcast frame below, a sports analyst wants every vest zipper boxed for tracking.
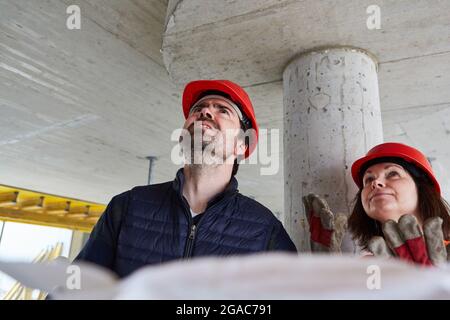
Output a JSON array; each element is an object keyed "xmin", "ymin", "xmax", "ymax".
[
  {"xmin": 184, "ymin": 224, "xmax": 197, "ymax": 259},
  {"xmin": 181, "ymin": 190, "xmax": 237, "ymax": 259}
]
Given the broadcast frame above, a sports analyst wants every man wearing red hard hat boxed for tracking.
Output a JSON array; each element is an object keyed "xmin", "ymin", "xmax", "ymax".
[{"xmin": 76, "ymin": 80, "xmax": 296, "ymax": 278}]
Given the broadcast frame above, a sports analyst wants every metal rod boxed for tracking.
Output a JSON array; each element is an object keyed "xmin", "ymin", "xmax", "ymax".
[
  {"xmin": 0, "ymin": 221, "xmax": 4, "ymax": 246},
  {"xmin": 146, "ymin": 156, "xmax": 158, "ymax": 185}
]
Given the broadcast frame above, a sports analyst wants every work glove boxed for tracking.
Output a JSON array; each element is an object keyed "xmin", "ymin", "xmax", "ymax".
[
  {"xmin": 302, "ymin": 194, "xmax": 348, "ymax": 253},
  {"xmin": 367, "ymin": 214, "xmax": 449, "ymax": 267}
]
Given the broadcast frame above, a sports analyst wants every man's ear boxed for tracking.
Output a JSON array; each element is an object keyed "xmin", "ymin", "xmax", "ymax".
[{"xmin": 235, "ymin": 137, "xmax": 247, "ymax": 160}]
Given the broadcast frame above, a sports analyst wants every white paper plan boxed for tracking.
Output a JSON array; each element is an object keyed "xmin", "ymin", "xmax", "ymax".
[{"xmin": 0, "ymin": 253, "xmax": 449, "ymax": 299}]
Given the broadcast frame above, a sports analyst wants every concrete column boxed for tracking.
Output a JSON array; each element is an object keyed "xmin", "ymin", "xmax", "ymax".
[
  {"xmin": 283, "ymin": 47, "xmax": 383, "ymax": 252},
  {"xmin": 68, "ymin": 230, "xmax": 90, "ymax": 261}
]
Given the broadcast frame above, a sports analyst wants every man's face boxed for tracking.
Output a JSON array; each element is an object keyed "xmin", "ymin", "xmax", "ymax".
[{"xmin": 180, "ymin": 96, "xmax": 246, "ymax": 165}]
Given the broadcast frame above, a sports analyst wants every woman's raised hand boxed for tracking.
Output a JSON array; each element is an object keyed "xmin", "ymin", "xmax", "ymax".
[
  {"xmin": 302, "ymin": 194, "xmax": 348, "ymax": 253},
  {"xmin": 368, "ymin": 214, "xmax": 449, "ymax": 266}
]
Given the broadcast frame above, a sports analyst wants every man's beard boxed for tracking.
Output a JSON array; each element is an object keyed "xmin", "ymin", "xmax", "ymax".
[{"xmin": 179, "ymin": 120, "xmax": 231, "ymax": 165}]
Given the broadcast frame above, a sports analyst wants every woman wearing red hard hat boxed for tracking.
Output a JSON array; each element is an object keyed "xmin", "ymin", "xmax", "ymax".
[
  {"xmin": 303, "ymin": 142, "xmax": 449, "ymax": 266},
  {"xmin": 348, "ymin": 142, "xmax": 450, "ymax": 265}
]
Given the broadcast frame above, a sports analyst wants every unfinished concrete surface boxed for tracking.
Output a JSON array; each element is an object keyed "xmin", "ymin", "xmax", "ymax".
[
  {"xmin": 283, "ymin": 48, "xmax": 383, "ymax": 250},
  {"xmin": 163, "ymin": 0, "xmax": 450, "ymax": 86},
  {"xmin": 1, "ymin": 1, "xmax": 450, "ymax": 249},
  {"xmin": 0, "ymin": 0, "xmax": 179, "ymax": 202}
]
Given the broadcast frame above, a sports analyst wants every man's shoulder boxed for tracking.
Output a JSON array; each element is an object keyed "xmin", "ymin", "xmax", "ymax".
[
  {"xmin": 234, "ymin": 193, "xmax": 282, "ymax": 225},
  {"xmin": 107, "ymin": 181, "xmax": 173, "ymax": 204},
  {"xmin": 126, "ymin": 181, "xmax": 174, "ymax": 200}
]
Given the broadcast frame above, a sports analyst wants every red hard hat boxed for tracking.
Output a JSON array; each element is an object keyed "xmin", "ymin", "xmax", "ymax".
[
  {"xmin": 182, "ymin": 80, "xmax": 259, "ymax": 159},
  {"xmin": 351, "ymin": 142, "xmax": 441, "ymax": 195}
]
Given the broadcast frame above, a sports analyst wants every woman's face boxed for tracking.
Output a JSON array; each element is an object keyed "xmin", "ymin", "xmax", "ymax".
[{"xmin": 361, "ymin": 162, "xmax": 419, "ymax": 223}]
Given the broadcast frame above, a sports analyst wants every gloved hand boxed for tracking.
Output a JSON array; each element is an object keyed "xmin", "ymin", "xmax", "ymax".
[
  {"xmin": 302, "ymin": 194, "xmax": 348, "ymax": 253},
  {"xmin": 367, "ymin": 214, "xmax": 449, "ymax": 267}
]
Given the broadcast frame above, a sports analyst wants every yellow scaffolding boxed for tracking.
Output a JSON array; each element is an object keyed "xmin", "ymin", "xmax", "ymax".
[
  {"xmin": 0, "ymin": 185, "xmax": 106, "ymax": 232},
  {"xmin": 3, "ymin": 243, "xmax": 64, "ymax": 300}
]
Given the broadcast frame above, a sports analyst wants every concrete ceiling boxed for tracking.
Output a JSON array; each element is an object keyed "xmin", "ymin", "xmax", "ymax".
[{"xmin": 1, "ymin": 0, "xmax": 449, "ymax": 222}]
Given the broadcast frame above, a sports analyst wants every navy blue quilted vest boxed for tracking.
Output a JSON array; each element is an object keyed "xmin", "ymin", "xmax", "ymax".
[{"xmin": 76, "ymin": 169, "xmax": 297, "ymax": 278}]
